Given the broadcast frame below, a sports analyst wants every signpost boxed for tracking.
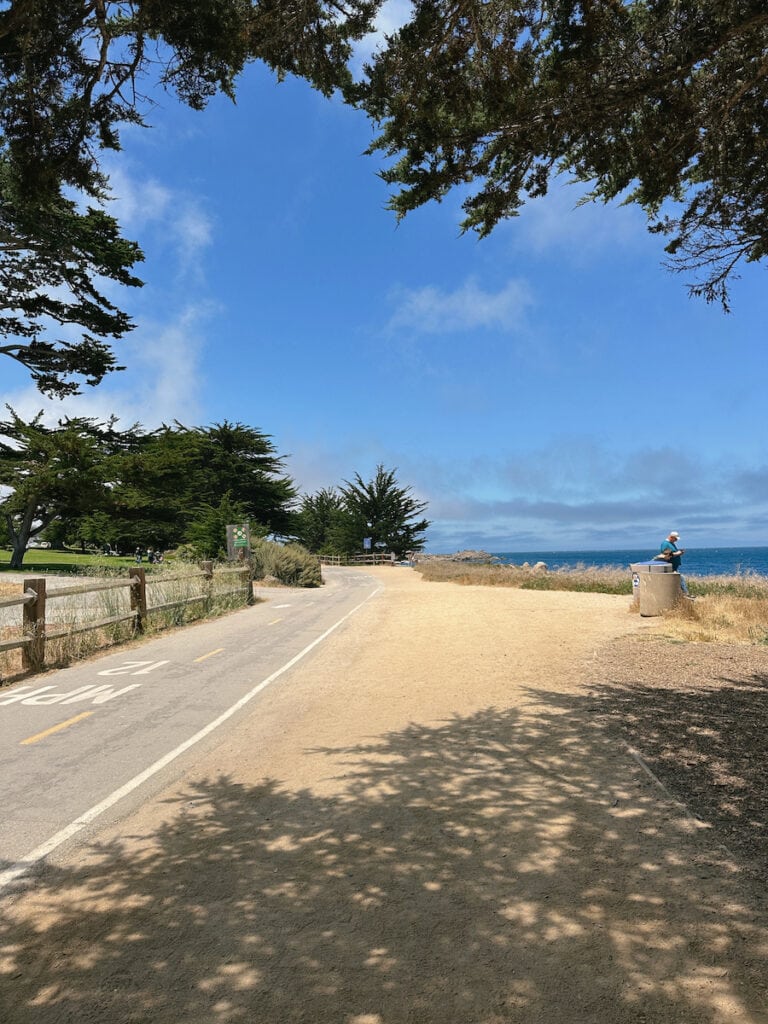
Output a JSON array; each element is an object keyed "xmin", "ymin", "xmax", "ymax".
[{"xmin": 226, "ymin": 523, "xmax": 251, "ymax": 561}]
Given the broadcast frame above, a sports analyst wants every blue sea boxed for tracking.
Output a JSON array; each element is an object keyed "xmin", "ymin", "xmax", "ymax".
[{"xmin": 491, "ymin": 547, "xmax": 768, "ymax": 578}]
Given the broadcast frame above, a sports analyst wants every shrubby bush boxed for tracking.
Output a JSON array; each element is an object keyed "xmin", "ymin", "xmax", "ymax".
[
  {"xmin": 168, "ymin": 543, "xmax": 197, "ymax": 562},
  {"xmin": 250, "ymin": 540, "xmax": 322, "ymax": 588}
]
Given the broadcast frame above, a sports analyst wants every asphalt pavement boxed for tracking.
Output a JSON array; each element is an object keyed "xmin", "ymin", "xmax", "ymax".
[{"xmin": 0, "ymin": 567, "xmax": 381, "ymax": 889}]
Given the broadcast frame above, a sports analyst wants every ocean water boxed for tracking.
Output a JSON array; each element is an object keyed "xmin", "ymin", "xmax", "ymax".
[{"xmin": 491, "ymin": 547, "xmax": 768, "ymax": 577}]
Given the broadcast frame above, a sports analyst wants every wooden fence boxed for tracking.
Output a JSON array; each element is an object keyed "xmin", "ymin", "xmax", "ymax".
[
  {"xmin": 319, "ymin": 553, "xmax": 401, "ymax": 566},
  {"xmin": 0, "ymin": 563, "xmax": 252, "ymax": 674}
]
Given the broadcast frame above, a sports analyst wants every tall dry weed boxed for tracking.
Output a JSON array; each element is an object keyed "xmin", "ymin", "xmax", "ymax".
[{"xmin": 657, "ymin": 593, "xmax": 768, "ymax": 645}]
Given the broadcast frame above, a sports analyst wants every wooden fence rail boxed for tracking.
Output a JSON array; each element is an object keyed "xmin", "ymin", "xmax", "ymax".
[
  {"xmin": 319, "ymin": 553, "xmax": 404, "ymax": 566},
  {"xmin": 0, "ymin": 564, "xmax": 252, "ymax": 675}
]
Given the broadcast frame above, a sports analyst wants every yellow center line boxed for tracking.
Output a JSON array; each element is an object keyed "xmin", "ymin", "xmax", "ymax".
[
  {"xmin": 193, "ymin": 648, "xmax": 225, "ymax": 663},
  {"xmin": 21, "ymin": 711, "xmax": 95, "ymax": 746},
  {"xmin": 268, "ymin": 618, "xmax": 283, "ymax": 625}
]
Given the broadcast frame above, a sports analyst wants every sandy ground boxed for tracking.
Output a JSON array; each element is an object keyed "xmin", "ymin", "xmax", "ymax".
[{"xmin": 1, "ymin": 567, "xmax": 767, "ymax": 1023}]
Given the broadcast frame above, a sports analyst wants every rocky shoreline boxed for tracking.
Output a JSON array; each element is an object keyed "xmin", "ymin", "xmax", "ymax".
[
  {"xmin": 420, "ymin": 549, "xmax": 548, "ymax": 570},
  {"xmin": 419, "ymin": 549, "xmax": 496, "ymax": 562}
]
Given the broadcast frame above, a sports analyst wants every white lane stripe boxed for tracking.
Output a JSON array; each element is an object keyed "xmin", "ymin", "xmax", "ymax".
[{"xmin": 0, "ymin": 584, "xmax": 382, "ymax": 893}]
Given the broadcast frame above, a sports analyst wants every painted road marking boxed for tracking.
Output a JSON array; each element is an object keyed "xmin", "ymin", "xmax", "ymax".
[
  {"xmin": 273, "ymin": 604, "xmax": 291, "ymax": 609},
  {"xmin": 0, "ymin": 684, "xmax": 142, "ymax": 706},
  {"xmin": 97, "ymin": 660, "xmax": 169, "ymax": 676},
  {"xmin": 20, "ymin": 712, "xmax": 95, "ymax": 746},
  {"xmin": 193, "ymin": 648, "xmax": 224, "ymax": 663},
  {"xmin": 268, "ymin": 618, "xmax": 283, "ymax": 625},
  {"xmin": 0, "ymin": 584, "xmax": 382, "ymax": 893}
]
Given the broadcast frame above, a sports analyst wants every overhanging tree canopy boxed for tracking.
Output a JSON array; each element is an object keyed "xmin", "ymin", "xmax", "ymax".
[
  {"xmin": 4, "ymin": 0, "xmax": 764, "ymax": 400},
  {"xmin": 0, "ymin": 0, "xmax": 376, "ymax": 394},
  {"xmin": 0, "ymin": 165, "xmax": 143, "ymax": 396},
  {"xmin": 357, "ymin": 1, "xmax": 768, "ymax": 308}
]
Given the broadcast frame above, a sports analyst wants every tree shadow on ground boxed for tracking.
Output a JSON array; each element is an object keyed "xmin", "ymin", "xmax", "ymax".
[
  {"xmin": 579, "ymin": 639, "xmax": 768, "ymax": 879},
  {"xmin": 2, "ymin": 701, "xmax": 767, "ymax": 1023}
]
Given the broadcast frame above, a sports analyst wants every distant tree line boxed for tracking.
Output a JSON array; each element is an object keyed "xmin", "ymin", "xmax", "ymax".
[
  {"xmin": 0, "ymin": 410, "xmax": 429, "ymax": 569},
  {"xmin": 0, "ymin": 413, "xmax": 296, "ymax": 569},
  {"xmin": 293, "ymin": 465, "xmax": 431, "ymax": 560}
]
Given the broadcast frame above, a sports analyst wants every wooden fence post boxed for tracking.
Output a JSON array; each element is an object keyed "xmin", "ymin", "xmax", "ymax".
[
  {"xmin": 129, "ymin": 567, "xmax": 147, "ymax": 632},
  {"xmin": 201, "ymin": 561, "xmax": 214, "ymax": 612},
  {"xmin": 244, "ymin": 568, "xmax": 254, "ymax": 606},
  {"xmin": 22, "ymin": 578, "xmax": 46, "ymax": 673}
]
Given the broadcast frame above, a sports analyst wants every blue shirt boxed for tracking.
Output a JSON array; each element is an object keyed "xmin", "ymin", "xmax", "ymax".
[{"xmin": 660, "ymin": 540, "xmax": 682, "ymax": 570}]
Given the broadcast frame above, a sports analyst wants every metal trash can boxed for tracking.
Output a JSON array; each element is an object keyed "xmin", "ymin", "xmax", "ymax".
[{"xmin": 630, "ymin": 561, "xmax": 682, "ymax": 616}]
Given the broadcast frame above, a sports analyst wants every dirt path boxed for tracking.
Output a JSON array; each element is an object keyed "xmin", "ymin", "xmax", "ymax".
[{"xmin": 2, "ymin": 568, "xmax": 767, "ymax": 1023}]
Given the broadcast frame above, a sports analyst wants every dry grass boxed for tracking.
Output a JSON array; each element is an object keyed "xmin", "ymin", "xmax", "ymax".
[
  {"xmin": 654, "ymin": 592, "xmax": 768, "ymax": 645},
  {"xmin": 657, "ymin": 573, "xmax": 768, "ymax": 645},
  {"xmin": 0, "ymin": 565, "xmax": 254, "ymax": 683},
  {"xmin": 0, "ymin": 581, "xmax": 24, "ymax": 678},
  {"xmin": 416, "ymin": 560, "xmax": 768, "ymax": 645},
  {"xmin": 416, "ymin": 558, "xmax": 630, "ymax": 594}
]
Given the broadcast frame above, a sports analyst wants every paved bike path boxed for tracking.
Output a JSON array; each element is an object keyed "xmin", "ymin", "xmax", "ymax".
[{"xmin": 0, "ymin": 569, "xmax": 379, "ymax": 878}]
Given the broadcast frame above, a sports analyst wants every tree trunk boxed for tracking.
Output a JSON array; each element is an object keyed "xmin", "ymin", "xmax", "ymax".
[
  {"xmin": 4, "ymin": 506, "xmax": 50, "ymax": 570},
  {"xmin": 9, "ymin": 535, "xmax": 26, "ymax": 570}
]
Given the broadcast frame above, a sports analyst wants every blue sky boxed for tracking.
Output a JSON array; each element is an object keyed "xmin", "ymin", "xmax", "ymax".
[{"xmin": 2, "ymin": 41, "xmax": 766, "ymax": 553}]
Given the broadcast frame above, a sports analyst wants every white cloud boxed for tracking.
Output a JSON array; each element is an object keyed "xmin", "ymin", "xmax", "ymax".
[
  {"xmin": 389, "ymin": 276, "xmax": 533, "ymax": 335},
  {"xmin": 280, "ymin": 437, "xmax": 687, "ymax": 551},
  {"xmin": 0, "ymin": 159, "xmax": 218, "ymax": 424},
  {"xmin": 175, "ymin": 205, "xmax": 213, "ymax": 253},
  {"xmin": 389, "ymin": 441, "xmax": 766, "ymax": 551},
  {"xmin": 505, "ymin": 176, "xmax": 650, "ymax": 263},
  {"xmin": 103, "ymin": 161, "xmax": 213, "ymax": 274},
  {"xmin": 283, "ymin": 434, "xmax": 383, "ymax": 497},
  {"xmin": 104, "ymin": 166, "xmax": 173, "ymax": 228},
  {"xmin": 0, "ymin": 303, "xmax": 211, "ymax": 430},
  {"xmin": 128, "ymin": 304, "xmax": 209, "ymax": 425},
  {"xmin": 195, "ymin": 425, "xmax": 768, "ymax": 552}
]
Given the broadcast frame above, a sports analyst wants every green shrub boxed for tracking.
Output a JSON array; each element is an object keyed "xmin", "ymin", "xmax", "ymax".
[{"xmin": 250, "ymin": 540, "xmax": 322, "ymax": 587}]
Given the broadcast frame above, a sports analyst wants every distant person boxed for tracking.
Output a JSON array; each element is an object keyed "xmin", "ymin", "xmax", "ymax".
[
  {"xmin": 659, "ymin": 530, "xmax": 684, "ymax": 569},
  {"xmin": 134, "ymin": 546, "xmax": 143, "ymax": 564},
  {"xmin": 656, "ymin": 530, "xmax": 691, "ymax": 596}
]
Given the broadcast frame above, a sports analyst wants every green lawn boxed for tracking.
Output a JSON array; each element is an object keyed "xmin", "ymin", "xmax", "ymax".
[{"xmin": 0, "ymin": 548, "xmax": 136, "ymax": 575}]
